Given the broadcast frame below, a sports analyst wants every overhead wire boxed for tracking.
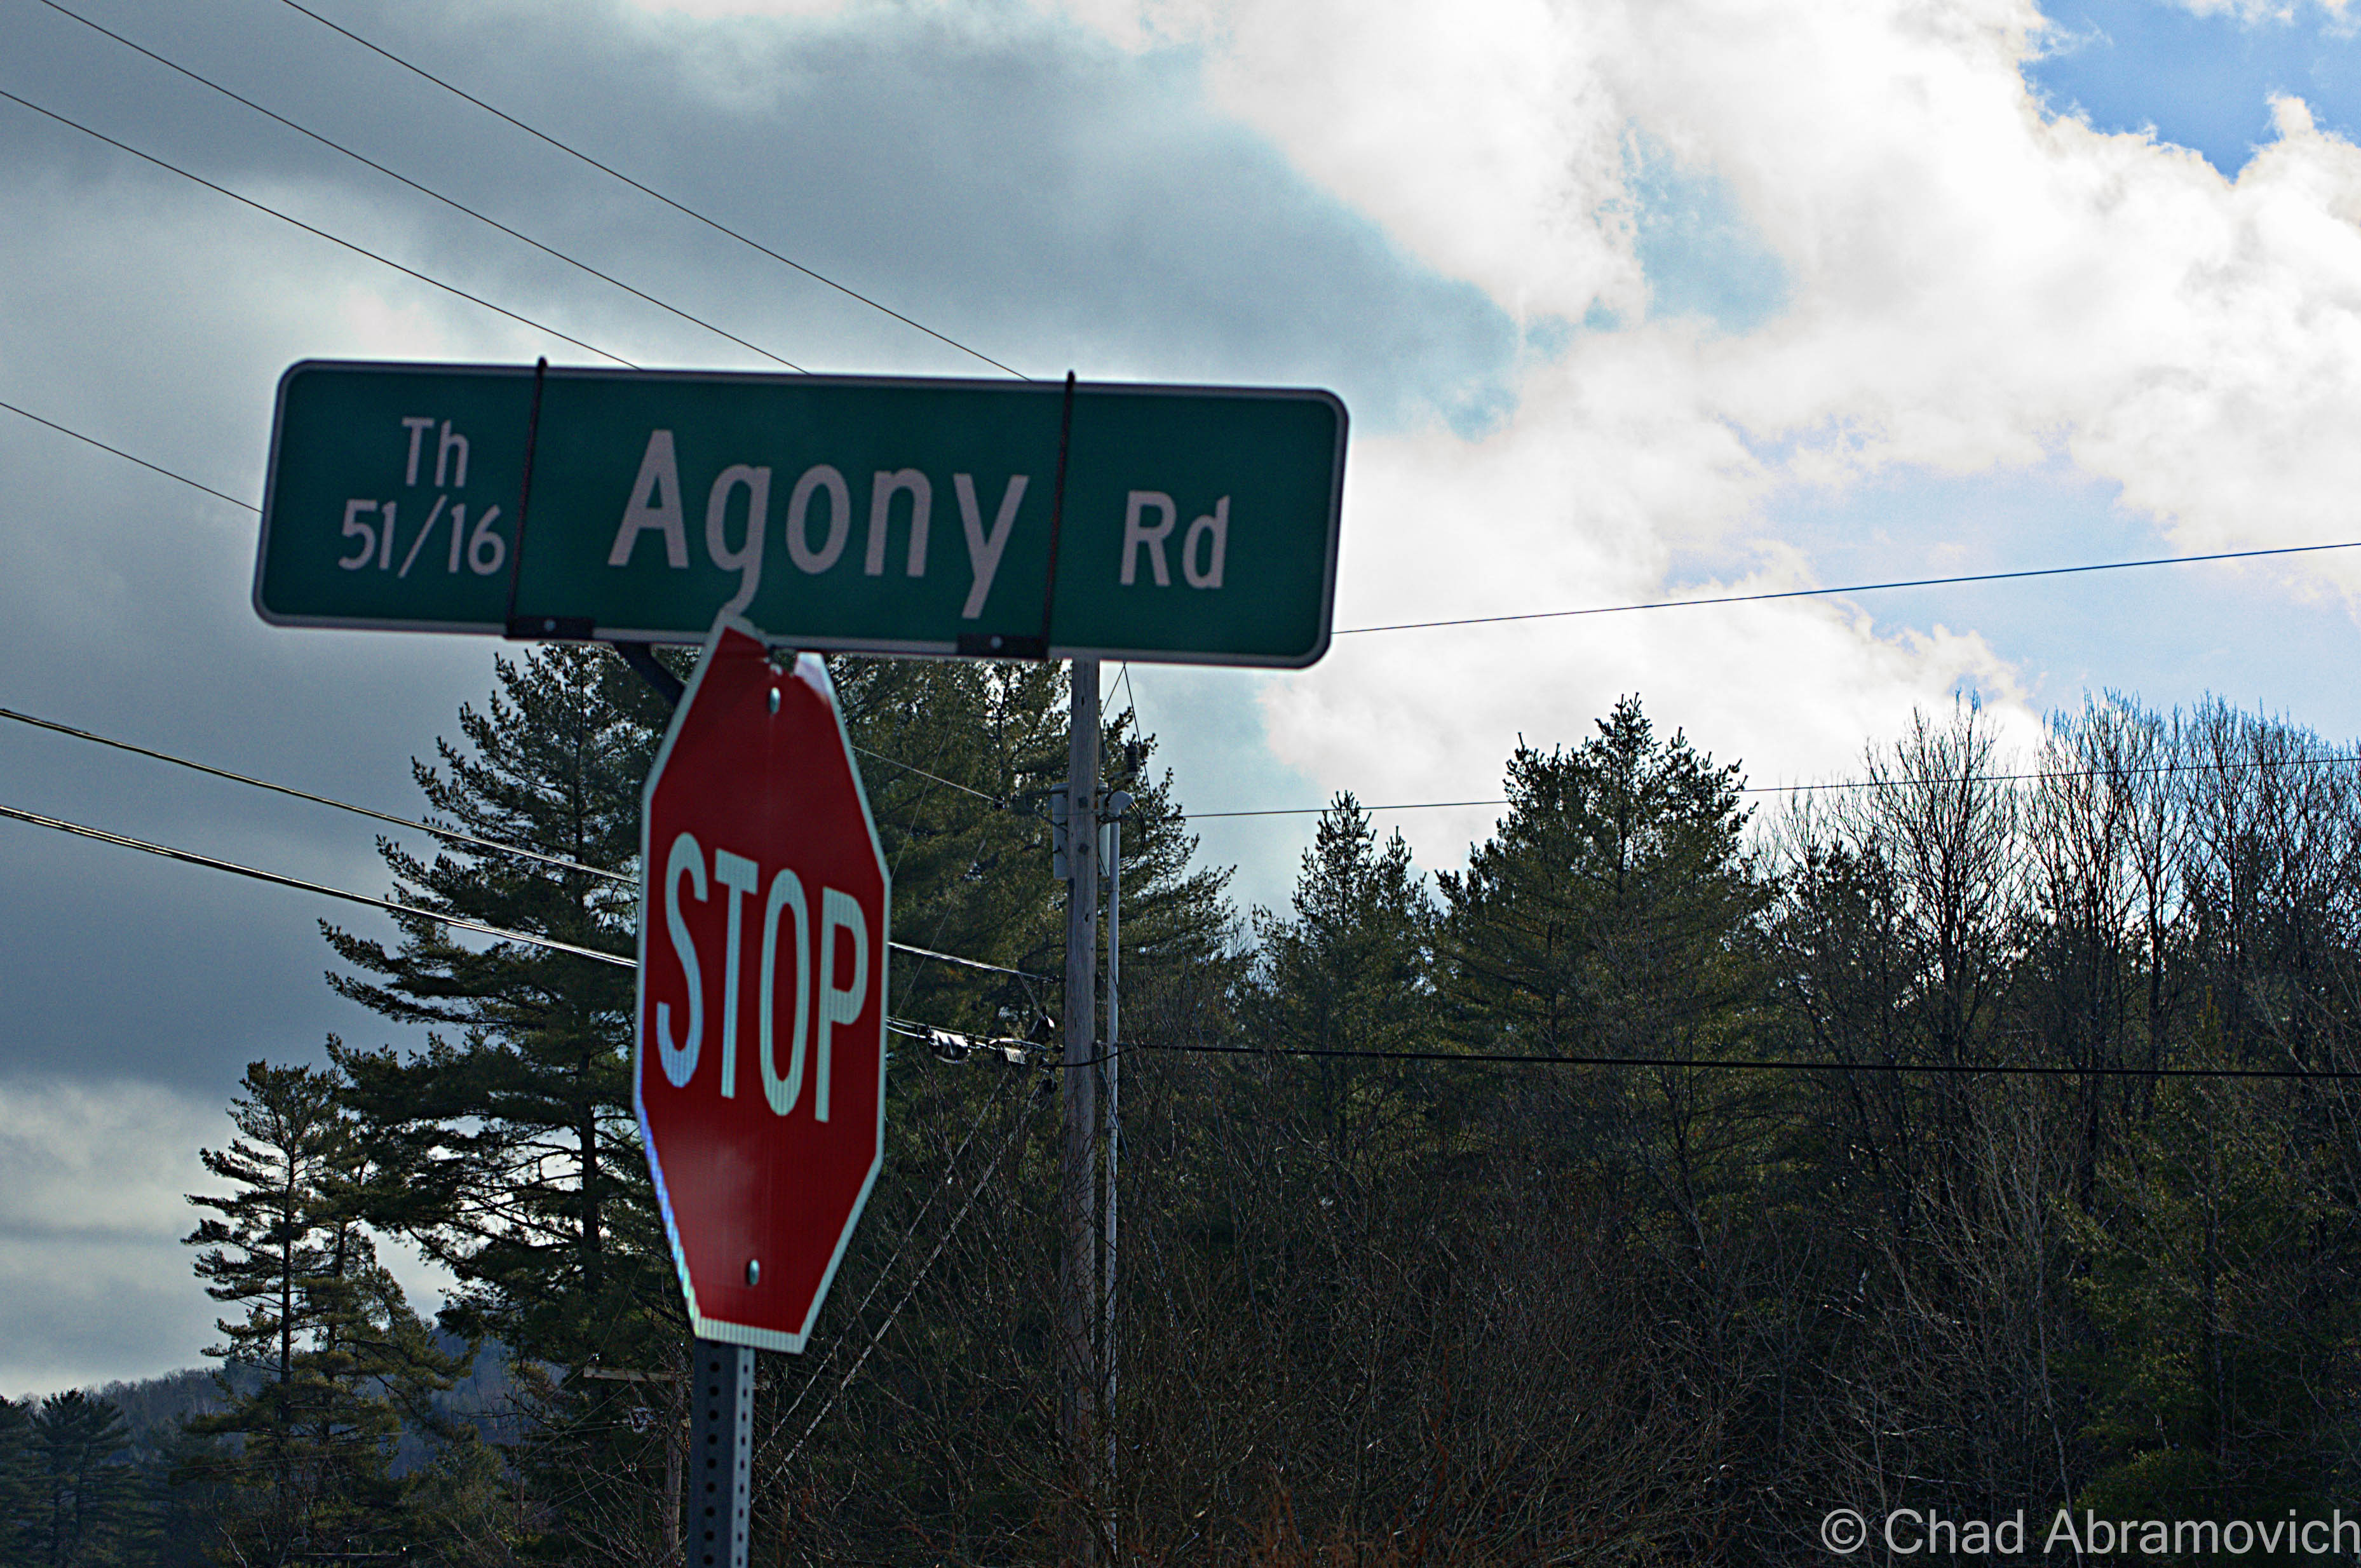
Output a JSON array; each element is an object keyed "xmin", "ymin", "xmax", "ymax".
[
  {"xmin": 0, "ymin": 800, "xmax": 634, "ymax": 967},
  {"xmin": 2, "ymin": 706, "xmax": 635, "ymax": 885},
  {"xmin": 775, "ymin": 1070, "xmax": 1052, "ymax": 1475},
  {"xmin": 1115, "ymin": 1038, "xmax": 2361, "ymax": 1081},
  {"xmin": 1, "ymin": 705, "xmax": 1058, "ymax": 979},
  {"xmin": 32, "ymin": 0, "xmax": 808, "ymax": 372},
  {"xmin": 0, "ymin": 398, "xmax": 257, "ymax": 511},
  {"xmin": 0, "ymin": 86, "xmax": 634, "ymax": 367},
  {"xmin": 9, "ymin": 403, "xmax": 2360, "ymax": 940},
  {"xmin": 10, "ymin": 691, "xmax": 2359, "ymax": 961},
  {"xmin": 271, "ymin": 0, "xmax": 1029, "ymax": 379},
  {"xmin": 11, "ymin": 393, "xmax": 2359, "ymax": 790},
  {"xmin": 12, "ymin": 645, "xmax": 2349, "ymax": 842},
  {"xmin": 1180, "ymin": 748, "xmax": 2361, "ymax": 820},
  {"xmin": 12, "ymin": 789, "xmax": 2356, "ymax": 1083},
  {"xmin": 762, "ymin": 1061, "xmax": 1027, "ymax": 1452},
  {"xmin": 0, "ymin": 793, "xmax": 1053, "ymax": 981},
  {"xmin": 1336, "ymin": 537, "xmax": 2361, "ymax": 636},
  {"xmin": 851, "ymin": 745, "xmax": 1006, "ymax": 806},
  {"xmin": 890, "ymin": 1017, "xmax": 2361, "ymax": 1082}
]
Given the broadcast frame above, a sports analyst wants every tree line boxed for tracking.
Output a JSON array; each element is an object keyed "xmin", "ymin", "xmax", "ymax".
[{"xmin": 17, "ymin": 647, "xmax": 2361, "ymax": 1563}]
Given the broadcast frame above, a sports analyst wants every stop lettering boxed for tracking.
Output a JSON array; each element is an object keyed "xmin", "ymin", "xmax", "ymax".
[{"xmin": 633, "ymin": 615, "xmax": 890, "ymax": 1352}]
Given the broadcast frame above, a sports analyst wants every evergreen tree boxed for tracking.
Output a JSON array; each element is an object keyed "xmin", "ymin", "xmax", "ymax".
[
  {"xmin": 27, "ymin": 1391, "xmax": 141, "ymax": 1567},
  {"xmin": 322, "ymin": 644, "xmax": 676, "ymax": 1559},
  {"xmin": 328, "ymin": 647, "xmax": 665, "ymax": 1362},
  {"xmin": 829, "ymin": 655, "xmax": 1235, "ymax": 1044},
  {"xmin": 0, "ymin": 1395, "xmax": 36, "ymax": 1560},
  {"xmin": 1245, "ymin": 793, "xmax": 1440, "ymax": 1168},
  {"xmin": 184, "ymin": 1060, "xmax": 456, "ymax": 1562},
  {"xmin": 2071, "ymin": 1064, "xmax": 2360, "ymax": 1520},
  {"xmin": 1439, "ymin": 696, "xmax": 1765, "ymax": 1064}
]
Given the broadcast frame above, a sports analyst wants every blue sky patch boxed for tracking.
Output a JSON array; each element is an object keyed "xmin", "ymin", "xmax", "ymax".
[
  {"xmin": 1625, "ymin": 135, "xmax": 1790, "ymax": 334},
  {"xmin": 2027, "ymin": 0, "xmax": 2361, "ymax": 177},
  {"xmin": 1737, "ymin": 457, "xmax": 2361, "ymax": 736}
]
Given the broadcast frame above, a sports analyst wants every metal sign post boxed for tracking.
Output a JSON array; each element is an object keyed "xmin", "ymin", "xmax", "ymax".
[{"xmin": 688, "ymin": 1339, "xmax": 754, "ymax": 1568}]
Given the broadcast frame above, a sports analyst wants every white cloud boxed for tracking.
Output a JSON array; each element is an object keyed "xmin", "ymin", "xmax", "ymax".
[
  {"xmin": 614, "ymin": 0, "xmax": 853, "ymax": 17},
  {"xmin": 0, "ymin": 1071, "xmax": 456, "ymax": 1395},
  {"xmin": 0, "ymin": 1076, "xmax": 220, "ymax": 1395},
  {"xmin": 1071, "ymin": 0, "xmax": 2361, "ymax": 867},
  {"xmin": 1259, "ymin": 349, "xmax": 2042, "ymax": 875}
]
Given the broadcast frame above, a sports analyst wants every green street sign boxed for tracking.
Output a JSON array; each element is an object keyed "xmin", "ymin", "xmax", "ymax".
[{"xmin": 255, "ymin": 360, "xmax": 1346, "ymax": 667}]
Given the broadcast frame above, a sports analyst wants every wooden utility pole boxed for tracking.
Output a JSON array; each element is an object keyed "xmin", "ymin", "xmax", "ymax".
[{"xmin": 1060, "ymin": 657, "xmax": 1102, "ymax": 1559}]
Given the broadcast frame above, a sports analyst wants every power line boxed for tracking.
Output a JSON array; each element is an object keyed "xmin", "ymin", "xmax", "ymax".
[
  {"xmin": 18, "ymin": 781, "xmax": 2355, "ymax": 1087},
  {"xmin": 2, "ymin": 794, "xmax": 1053, "ymax": 982},
  {"xmin": 0, "ymin": 800, "xmax": 633, "ymax": 966},
  {"xmin": 888, "ymin": 1017, "xmax": 1041, "ymax": 1065},
  {"xmin": 851, "ymin": 745, "xmax": 1006, "ymax": 807},
  {"xmin": 34, "ymin": 0, "xmax": 808, "ymax": 372},
  {"xmin": 1, "ymin": 706, "xmax": 635, "ymax": 884},
  {"xmin": 0, "ymin": 86, "xmax": 633, "ymax": 367},
  {"xmin": 764, "ymin": 1064, "xmax": 1027, "ymax": 1450},
  {"xmin": 1189, "ymin": 797, "xmax": 1505, "ymax": 821},
  {"xmin": 890, "ymin": 942, "xmax": 1055, "ymax": 983},
  {"xmin": 20, "ymin": 661, "xmax": 2357, "ymax": 888},
  {"xmin": 13, "ymin": 389, "xmax": 2359, "ymax": 856},
  {"xmin": 4, "ymin": 705, "xmax": 1060, "ymax": 980},
  {"xmin": 0, "ymin": 398, "xmax": 257, "ymax": 510},
  {"xmin": 1181, "ymin": 750, "xmax": 2361, "ymax": 821},
  {"xmin": 14, "ymin": 389, "xmax": 2357, "ymax": 823},
  {"xmin": 1337, "ymin": 537, "xmax": 2361, "ymax": 637},
  {"xmin": 776, "ymin": 1071, "xmax": 1052, "ymax": 1475},
  {"xmin": 272, "ymin": 0, "xmax": 1029, "ymax": 379},
  {"xmin": 902, "ymin": 1021, "xmax": 2361, "ymax": 1082}
]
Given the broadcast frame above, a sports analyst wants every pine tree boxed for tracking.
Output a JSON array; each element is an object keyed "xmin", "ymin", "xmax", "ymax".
[
  {"xmin": 1439, "ymin": 696, "xmax": 1765, "ymax": 1063},
  {"xmin": 1435, "ymin": 696, "xmax": 1782, "ymax": 1545},
  {"xmin": 26, "ymin": 1391, "xmax": 141, "ymax": 1567},
  {"xmin": 1245, "ymin": 793, "xmax": 1440, "ymax": 1162},
  {"xmin": 764, "ymin": 656, "xmax": 1238, "ymax": 1561},
  {"xmin": 829, "ymin": 655, "xmax": 1235, "ymax": 1044},
  {"xmin": 2069, "ymin": 1064, "xmax": 2358, "ymax": 1521},
  {"xmin": 322, "ymin": 644, "xmax": 677, "ymax": 1557},
  {"xmin": 183, "ymin": 1059, "xmax": 456, "ymax": 1562},
  {"xmin": 327, "ymin": 646, "xmax": 665, "ymax": 1361},
  {"xmin": 0, "ymin": 1395, "xmax": 36, "ymax": 1560}
]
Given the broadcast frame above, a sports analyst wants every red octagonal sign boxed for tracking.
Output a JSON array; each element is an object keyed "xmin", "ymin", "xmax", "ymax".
[{"xmin": 635, "ymin": 615, "xmax": 890, "ymax": 1352}]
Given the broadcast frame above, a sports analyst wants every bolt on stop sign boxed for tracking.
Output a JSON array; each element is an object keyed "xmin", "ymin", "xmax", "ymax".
[{"xmin": 634, "ymin": 614, "xmax": 890, "ymax": 1352}]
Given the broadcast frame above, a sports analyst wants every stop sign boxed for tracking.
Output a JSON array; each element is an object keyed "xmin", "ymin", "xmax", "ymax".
[{"xmin": 634, "ymin": 616, "xmax": 890, "ymax": 1352}]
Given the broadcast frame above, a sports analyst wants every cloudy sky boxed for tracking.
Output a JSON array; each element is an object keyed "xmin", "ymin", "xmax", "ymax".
[{"xmin": 6, "ymin": 0, "xmax": 2361, "ymax": 1393}]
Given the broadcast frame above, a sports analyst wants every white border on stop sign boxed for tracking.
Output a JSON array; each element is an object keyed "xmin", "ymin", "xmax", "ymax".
[{"xmin": 631, "ymin": 608, "xmax": 893, "ymax": 1353}]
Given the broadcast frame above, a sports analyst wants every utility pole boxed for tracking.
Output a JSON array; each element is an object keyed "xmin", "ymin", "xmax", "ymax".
[
  {"xmin": 1060, "ymin": 657, "xmax": 1102, "ymax": 1560},
  {"xmin": 1101, "ymin": 785, "xmax": 1130, "ymax": 1556}
]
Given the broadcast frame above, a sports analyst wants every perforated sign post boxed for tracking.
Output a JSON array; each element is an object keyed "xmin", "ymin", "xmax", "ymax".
[{"xmin": 635, "ymin": 616, "xmax": 889, "ymax": 1568}]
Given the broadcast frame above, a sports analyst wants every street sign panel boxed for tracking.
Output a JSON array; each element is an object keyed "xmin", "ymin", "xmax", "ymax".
[
  {"xmin": 634, "ymin": 614, "xmax": 890, "ymax": 1353},
  {"xmin": 255, "ymin": 360, "xmax": 1347, "ymax": 667}
]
